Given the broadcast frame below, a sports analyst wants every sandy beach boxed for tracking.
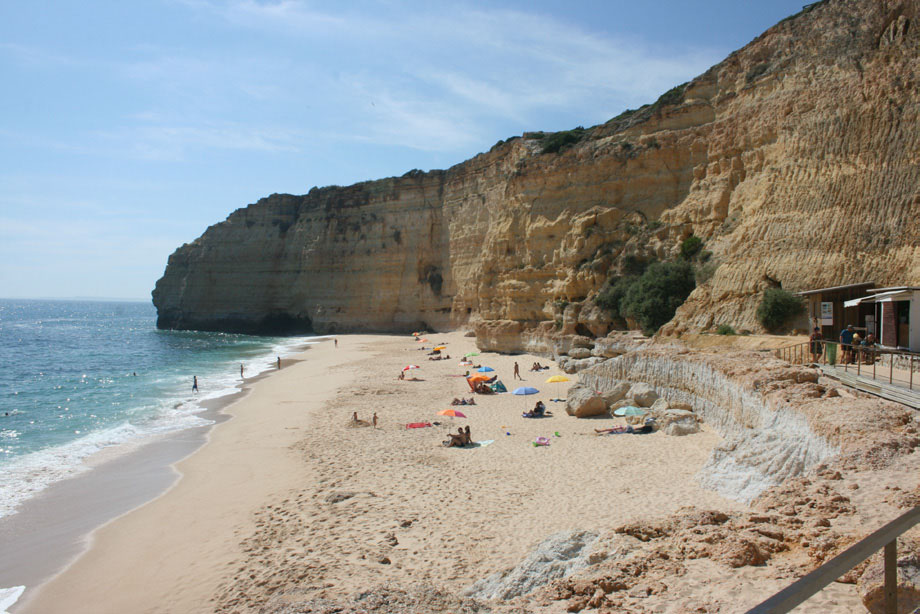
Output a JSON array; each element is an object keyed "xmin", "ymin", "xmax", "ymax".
[{"xmin": 20, "ymin": 332, "xmax": 740, "ymax": 613}]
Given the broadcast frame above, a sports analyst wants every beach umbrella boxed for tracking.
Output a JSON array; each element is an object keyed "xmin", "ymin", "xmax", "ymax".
[
  {"xmin": 545, "ymin": 374, "xmax": 570, "ymax": 400},
  {"xmin": 434, "ymin": 345, "xmax": 447, "ymax": 351},
  {"xmin": 464, "ymin": 352, "xmax": 480, "ymax": 357},
  {"xmin": 477, "ymin": 366, "xmax": 495, "ymax": 372},
  {"xmin": 403, "ymin": 365, "xmax": 420, "ymax": 371},
  {"xmin": 512, "ymin": 386, "xmax": 540, "ymax": 412},
  {"xmin": 437, "ymin": 409, "xmax": 466, "ymax": 418},
  {"xmin": 512, "ymin": 387, "xmax": 539, "ymax": 395},
  {"xmin": 468, "ymin": 374, "xmax": 490, "ymax": 383},
  {"xmin": 412, "ymin": 332, "xmax": 420, "ymax": 336},
  {"xmin": 613, "ymin": 405, "xmax": 646, "ymax": 417}
]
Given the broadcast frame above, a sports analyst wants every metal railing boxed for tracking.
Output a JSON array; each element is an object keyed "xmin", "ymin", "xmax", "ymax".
[
  {"xmin": 776, "ymin": 341, "xmax": 916, "ymax": 391},
  {"xmin": 746, "ymin": 506, "xmax": 920, "ymax": 613}
]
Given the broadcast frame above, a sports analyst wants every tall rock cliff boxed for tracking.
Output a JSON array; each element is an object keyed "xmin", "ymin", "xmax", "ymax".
[{"xmin": 153, "ymin": 0, "xmax": 920, "ymax": 337}]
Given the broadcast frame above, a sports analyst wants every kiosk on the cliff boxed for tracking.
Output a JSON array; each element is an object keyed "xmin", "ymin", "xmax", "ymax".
[
  {"xmin": 796, "ymin": 282, "xmax": 875, "ymax": 340},
  {"xmin": 843, "ymin": 286, "xmax": 920, "ymax": 351}
]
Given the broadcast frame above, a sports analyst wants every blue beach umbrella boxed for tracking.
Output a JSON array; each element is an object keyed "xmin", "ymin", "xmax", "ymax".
[
  {"xmin": 477, "ymin": 366, "xmax": 495, "ymax": 373},
  {"xmin": 512, "ymin": 386, "xmax": 540, "ymax": 412},
  {"xmin": 512, "ymin": 387, "xmax": 539, "ymax": 395}
]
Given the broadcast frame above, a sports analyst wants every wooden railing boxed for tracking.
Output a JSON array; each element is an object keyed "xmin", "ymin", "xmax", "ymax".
[
  {"xmin": 745, "ymin": 506, "xmax": 920, "ymax": 613},
  {"xmin": 776, "ymin": 341, "xmax": 916, "ymax": 391}
]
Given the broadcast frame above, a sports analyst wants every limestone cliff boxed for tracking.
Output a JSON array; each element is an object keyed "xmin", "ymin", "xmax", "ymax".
[{"xmin": 153, "ymin": 0, "xmax": 920, "ymax": 337}]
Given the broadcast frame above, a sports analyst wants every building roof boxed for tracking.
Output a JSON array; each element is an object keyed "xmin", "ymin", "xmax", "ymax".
[
  {"xmin": 844, "ymin": 289, "xmax": 918, "ymax": 308},
  {"xmin": 869, "ymin": 286, "xmax": 920, "ymax": 293},
  {"xmin": 795, "ymin": 282, "xmax": 875, "ymax": 297}
]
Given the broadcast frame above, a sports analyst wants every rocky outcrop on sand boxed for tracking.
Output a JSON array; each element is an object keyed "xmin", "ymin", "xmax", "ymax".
[
  {"xmin": 465, "ymin": 530, "xmax": 599, "ymax": 601},
  {"xmin": 154, "ymin": 0, "xmax": 920, "ymax": 338},
  {"xmin": 578, "ymin": 346, "xmax": 917, "ymax": 502}
]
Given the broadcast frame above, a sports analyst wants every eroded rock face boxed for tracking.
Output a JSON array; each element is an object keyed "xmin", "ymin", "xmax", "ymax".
[
  {"xmin": 465, "ymin": 530, "xmax": 599, "ymax": 601},
  {"xmin": 577, "ymin": 346, "xmax": 916, "ymax": 502},
  {"xmin": 153, "ymin": 0, "xmax": 920, "ymax": 337}
]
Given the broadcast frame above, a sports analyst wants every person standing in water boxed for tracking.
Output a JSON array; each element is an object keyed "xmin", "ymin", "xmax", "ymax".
[
  {"xmin": 192, "ymin": 376, "xmax": 198, "ymax": 393},
  {"xmin": 240, "ymin": 364, "xmax": 244, "ymax": 378},
  {"xmin": 277, "ymin": 356, "xmax": 281, "ymax": 369}
]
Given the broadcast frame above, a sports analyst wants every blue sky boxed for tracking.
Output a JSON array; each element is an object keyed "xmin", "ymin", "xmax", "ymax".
[{"xmin": 0, "ymin": 1, "xmax": 808, "ymax": 301}]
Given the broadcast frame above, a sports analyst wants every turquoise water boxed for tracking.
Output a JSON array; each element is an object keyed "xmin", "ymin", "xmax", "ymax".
[{"xmin": 0, "ymin": 299, "xmax": 312, "ymax": 518}]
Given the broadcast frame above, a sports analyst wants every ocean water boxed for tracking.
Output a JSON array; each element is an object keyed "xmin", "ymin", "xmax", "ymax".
[{"xmin": 0, "ymin": 298, "xmax": 313, "ymax": 519}]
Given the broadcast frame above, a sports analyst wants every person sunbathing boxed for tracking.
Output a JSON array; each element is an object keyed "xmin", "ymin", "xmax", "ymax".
[
  {"xmin": 398, "ymin": 371, "xmax": 405, "ymax": 380},
  {"xmin": 443, "ymin": 428, "xmax": 466, "ymax": 447},
  {"xmin": 595, "ymin": 425, "xmax": 630, "ymax": 434},
  {"xmin": 463, "ymin": 425, "xmax": 472, "ymax": 445}
]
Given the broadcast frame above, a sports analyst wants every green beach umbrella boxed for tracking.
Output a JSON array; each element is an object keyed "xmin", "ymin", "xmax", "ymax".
[{"xmin": 613, "ymin": 406, "xmax": 646, "ymax": 417}]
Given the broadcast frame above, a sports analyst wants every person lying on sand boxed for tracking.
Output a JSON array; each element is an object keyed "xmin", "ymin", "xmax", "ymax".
[{"xmin": 595, "ymin": 425, "xmax": 630, "ymax": 435}]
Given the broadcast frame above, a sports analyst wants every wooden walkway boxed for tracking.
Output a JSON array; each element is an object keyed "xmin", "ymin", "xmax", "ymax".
[{"xmin": 817, "ymin": 364, "xmax": 920, "ymax": 409}]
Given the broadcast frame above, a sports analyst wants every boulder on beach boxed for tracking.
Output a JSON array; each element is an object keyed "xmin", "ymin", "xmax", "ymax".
[
  {"xmin": 600, "ymin": 382, "xmax": 631, "ymax": 406},
  {"xmin": 658, "ymin": 410, "xmax": 700, "ymax": 436},
  {"xmin": 566, "ymin": 386, "xmax": 607, "ymax": 418},
  {"xmin": 628, "ymin": 383, "xmax": 659, "ymax": 408}
]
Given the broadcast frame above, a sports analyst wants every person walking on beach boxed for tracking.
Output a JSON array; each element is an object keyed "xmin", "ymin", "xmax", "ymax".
[
  {"xmin": 240, "ymin": 364, "xmax": 244, "ymax": 378},
  {"xmin": 513, "ymin": 362, "xmax": 521, "ymax": 380},
  {"xmin": 334, "ymin": 338, "xmax": 338, "ymax": 348},
  {"xmin": 277, "ymin": 356, "xmax": 281, "ymax": 370},
  {"xmin": 372, "ymin": 412, "xmax": 378, "ymax": 429},
  {"xmin": 192, "ymin": 376, "xmax": 198, "ymax": 393}
]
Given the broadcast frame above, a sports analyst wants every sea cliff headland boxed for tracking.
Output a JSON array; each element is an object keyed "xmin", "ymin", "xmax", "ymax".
[{"xmin": 154, "ymin": 0, "xmax": 920, "ymax": 348}]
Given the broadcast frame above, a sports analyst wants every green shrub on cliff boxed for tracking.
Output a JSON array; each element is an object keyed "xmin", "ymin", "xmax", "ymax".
[
  {"xmin": 680, "ymin": 235, "xmax": 703, "ymax": 260},
  {"xmin": 621, "ymin": 261, "xmax": 696, "ymax": 335},
  {"xmin": 596, "ymin": 276, "xmax": 638, "ymax": 324},
  {"xmin": 540, "ymin": 126, "xmax": 587, "ymax": 154},
  {"xmin": 756, "ymin": 288, "xmax": 804, "ymax": 332}
]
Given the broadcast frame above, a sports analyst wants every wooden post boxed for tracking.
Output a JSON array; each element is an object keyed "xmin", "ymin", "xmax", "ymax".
[
  {"xmin": 884, "ymin": 540, "xmax": 897, "ymax": 614},
  {"xmin": 910, "ymin": 355, "xmax": 914, "ymax": 391},
  {"xmin": 890, "ymin": 355, "xmax": 894, "ymax": 384},
  {"xmin": 874, "ymin": 353, "xmax": 877, "ymax": 380}
]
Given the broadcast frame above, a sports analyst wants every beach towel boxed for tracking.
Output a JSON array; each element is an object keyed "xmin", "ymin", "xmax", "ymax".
[
  {"xmin": 406, "ymin": 422, "xmax": 433, "ymax": 429},
  {"xmin": 474, "ymin": 440, "xmax": 494, "ymax": 447}
]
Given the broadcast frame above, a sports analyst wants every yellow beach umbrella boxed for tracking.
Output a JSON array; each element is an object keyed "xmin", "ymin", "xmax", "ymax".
[
  {"xmin": 545, "ymin": 375, "xmax": 570, "ymax": 383},
  {"xmin": 434, "ymin": 345, "xmax": 447, "ymax": 351}
]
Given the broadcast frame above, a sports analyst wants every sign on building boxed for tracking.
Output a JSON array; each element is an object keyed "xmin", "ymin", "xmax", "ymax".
[{"xmin": 820, "ymin": 302, "xmax": 833, "ymax": 326}]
